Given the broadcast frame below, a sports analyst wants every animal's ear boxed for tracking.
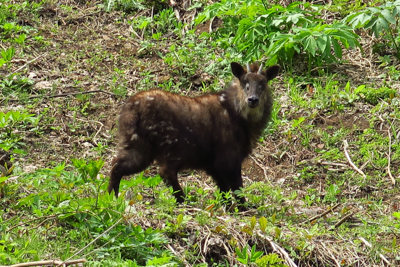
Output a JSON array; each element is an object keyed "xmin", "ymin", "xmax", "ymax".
[
  {"xmin": 265, "ymin": 65, "xmax": 280, "ymax": 81},
  {"xmin": 231, "ymin": 62, "xmax": 246, "ymax": 79}
]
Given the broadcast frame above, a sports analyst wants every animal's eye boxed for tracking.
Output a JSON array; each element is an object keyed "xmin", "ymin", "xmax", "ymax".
[{"xmin": 245, "ymin": 83, "xmax": 250, "ymax": 90}]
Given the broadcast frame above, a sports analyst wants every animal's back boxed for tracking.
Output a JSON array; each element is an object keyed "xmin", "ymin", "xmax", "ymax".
[{"xmin": 118, "ymin": 89, "xmax": 250, "ymax": 171}]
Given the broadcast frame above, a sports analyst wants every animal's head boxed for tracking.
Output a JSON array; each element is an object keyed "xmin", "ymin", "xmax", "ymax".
[{"xmin": 231, "ymin": 62, "xmax": 280, "ymax": 108}]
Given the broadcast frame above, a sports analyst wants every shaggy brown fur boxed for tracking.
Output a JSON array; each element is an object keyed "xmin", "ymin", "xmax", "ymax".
[{"xmin": 108, "ymin": 62, "xmax": 280, "ymax": 208}]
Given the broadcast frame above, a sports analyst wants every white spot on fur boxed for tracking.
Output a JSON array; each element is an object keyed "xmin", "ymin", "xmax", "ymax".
[
  {"xmin": 147, "ymin": 125, "xmax": 156, "ymax": 130},
  {"xmin": 219, "ymin": 93, "xmax": 226, "ymax": 102},
  {"xmin": 134, "ymin": 101, "xmax": 140, "ymax": 105},
  {"xmin": 130, "ymin": 134, "xmax": 138, "ymax": 141},
  {"xmin": 147, "ymin": 96, "xmax": 155, "ymax": 101}
]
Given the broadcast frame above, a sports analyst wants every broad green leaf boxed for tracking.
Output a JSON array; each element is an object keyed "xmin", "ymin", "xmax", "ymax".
[
  {"xmin": 287, "ymin": 13, "xmax": 304, "ymax": 24},
  {"xmin": 303, "ymin": 35, "xmax": 317, "ymax": 56},
  {"xmin": 316, "ymin": 34, "xmax": 328, "ymax": 54},
  {"xmin": 332, "ymin": 38, "xmax": 342, "ymax": 59},
  {"xmin": 367, "ymin": 7, "xmax": 380, "ymax": 14},
  {"xmin": 259, "ymin": 216, "xmax": 267, "ymax": 232},
  {"xmin": 364, "ymin": 16, "xmax": 379, "ymax": 34},
  {"xmin": 177, "ymin": 213, "xmax": 183, "ymax": 227},
  {"xmin": 250, "ymin": 216, "xmax": 257, "ymax": 230},
  {"xmin": 372, "ymin": 17, "xmax": 389, "ymax": 36},
  {"xmin": 348, "ymin": 13, "xmax": 371, "ymax": 28},
  {"xmin": 380, "ymin": 9, "xmax": 396, "ymax": 24}
]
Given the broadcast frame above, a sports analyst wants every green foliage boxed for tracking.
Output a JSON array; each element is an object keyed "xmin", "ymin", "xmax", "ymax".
[
  {"xmin": 196, "ymin": 0, "xmax": 361, "ymax": 73},
  {"xmin": 104, "ymin": 0, "xmax": 146, "ymax": 12},
  {"xmin": 255, "ymin": 253, "xmax": 288, "ymax": 267},
  {"xmin": 130, "ymin": 8, "xmax": 179, "ymax": 39},
  {"xmin": 235, "ymin": 244, "xmax": 263, "ymax": 265},
  {"xmin": 394, "ymin": 212, "xmax": 400, "ymax": 229},
  {"xmin": 344, "ymin": 0, "xmax": 400, "ymax": 58},
  {"xmin": 103, "ymin": 0, "xmax": 167, "ymax": 13},
  {"xmin": 323, "ymin": 184, "xmax": 341, "ymax": 203},
  {"xmin": 0, "ymin": 110, "xmax": 39, "ymax": 152},
  {"xmin": 355, "ymin": 85, "xmax": 396, "ymax": 105},
  {"xmin": 0, "ymin": 46, "xmax": 14, "ymax": 68},
  {"xmin": 1, "ymin": 161, "xmax": 179, "ymax": 266},
  {"xmin": 0, "ymin": 74, "xmax": 34, "ymax": 96},
  {"xmin": 71, "ymin": 158, "xmax": 105, "ymax": 183},
  {"xmin": 330, "ymin": 0, "xmax": 369, "ymax": 17},
  {"xmin": 0, "ymin": 233, "xmax": 39, "ymax": 265}
]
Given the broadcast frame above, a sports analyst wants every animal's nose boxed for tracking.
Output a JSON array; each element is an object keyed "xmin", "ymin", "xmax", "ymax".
[{"xmin": 247, "ymin": 96, "xmax": 259, "ymax": 106}]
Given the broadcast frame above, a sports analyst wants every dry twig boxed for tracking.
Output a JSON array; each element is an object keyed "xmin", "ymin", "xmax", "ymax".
[
  {"xmin": 256, "ymin": 231, "xmax": 298, "ymax": 267},
  {"xmin": 0, "ymin": 258, "xmax": 86, "ymax": 267},
  {"xmin": 12, "ymin": 53, "xmax": 48, "ymax": 73},
  {"xmin": 386, "ymin": 129, "xmax": 396, "ymax": 185},
  {"xmin": 250, "ymin": 155, "xmax": 269, "ymax": 181},
  {"xmin": 57, "ymin": 217, "xmax": 123, "ymax": 266},
  {"xmin": 301, "ymin": 203, "xmax": 341, "ymax": 224},
  {"xmin": 331, "ymin": 211, "xmax": 354, "ymax": 230},
  {"xmin": 359, "ymin": 237, "xmax": 391, "ymax": 265},
  {"xmin": 343, "ymin": 140, "xmax": 366, "ymax": 178}
]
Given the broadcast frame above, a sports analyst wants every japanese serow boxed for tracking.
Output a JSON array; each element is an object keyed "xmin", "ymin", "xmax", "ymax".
[{"xmin": 108, "ymin": 62, "xmax": 280, "ymax": 208}]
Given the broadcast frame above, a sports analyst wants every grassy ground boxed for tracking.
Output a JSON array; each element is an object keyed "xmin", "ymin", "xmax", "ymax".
[{"xmin": 1, "ymin": 0, "xmax": 400, "ymax": 266}]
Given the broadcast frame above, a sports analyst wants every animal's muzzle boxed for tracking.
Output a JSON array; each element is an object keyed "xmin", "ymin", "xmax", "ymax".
[{"xmin": 247, "ymin": 96, "xmax": 259, "ymax": 107}]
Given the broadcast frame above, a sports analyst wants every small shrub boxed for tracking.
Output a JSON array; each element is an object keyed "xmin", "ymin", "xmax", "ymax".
[
  {"xmin": 344, "ymin": 0, "xmax": 400, "ymax": 58},
  {"xmin": 196, "ymin": 1, "xmax": 361, "ymax": 73},
  {"xmin": 355, "ymin": 85, "xmax": 396, "ymax": 105}
]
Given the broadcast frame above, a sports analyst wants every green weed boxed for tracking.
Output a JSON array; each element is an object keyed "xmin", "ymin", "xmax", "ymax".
[
  {"xmin": 344, "ymin": 0, "xmax": 400, "ymax": 58},
  {"xmin": 196, "ymin": 0, "xmax": 361, "ymax": 74}
]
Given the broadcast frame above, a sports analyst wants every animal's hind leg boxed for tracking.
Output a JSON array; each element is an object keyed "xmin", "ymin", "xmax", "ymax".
[
  {"xmin": 159, "ymin": 166, "xmax": 185, "ymax": 203},
  {"xmin": 108, "ymin": 148, "xmax": 151, "ymax": 197}
]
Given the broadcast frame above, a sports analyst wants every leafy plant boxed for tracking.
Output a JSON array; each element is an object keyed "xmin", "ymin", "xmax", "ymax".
[
  {"xmin": 344, "ymin": 0, "xmax": 400, "ymax": 58},
  {"xmin": 255, "ymin": 253, "xmax": 288, "ymax": 267},
  {"xmin": 196, "ymin": 1, "xmax": 361, "ymax": 73},
  {"xmin": 0, "ymin": 47, "xmax": 14, "ymax": 68},
  {"xmin": 0, "ymin": 110, "xmax": 39, "ymax": 152},
  {"xmin": 323, "ymin": 184, "xmax": 341, "ymax": 203},
  {"xmin": 71, "ymin": 158, "xmax": 104, "ymax": 183},
  {"xmin": 129, "ymin": 8, "xmax": 179, "ymax": 39},
  {"xmin": 235, "ymin": 244, "xmax": 264, "ymax": 265},
  {"xmin": 355, "ymin": 85, "xmax": 396, "ymax": 105}
]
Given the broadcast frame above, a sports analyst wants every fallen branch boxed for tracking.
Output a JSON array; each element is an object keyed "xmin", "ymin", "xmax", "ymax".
[
  {"xmin": 0, "ymin": 258, "xmax": 86, "ymax": 267},
  {"xmin": 6, "ymin": 90, "xmax": 118, "ymax": 102},
  {"xmin": 331, "ymin": 211, "xmax": 354, "ymax": 230},
  {"xmin": 7, "ymin": 214, "xmax": 58, "ymax": 232},
  {"xmin": 359, "ymin": 237, "xmax": 391, "ymax": 265},
  {"xmin": 343, "ymin": 140, "xmax": 366, "ymax": 178},
  {"xmin": 57, "ymin": 217, "xmax": 123, "ymax": 266},
  {"xmin": 13, "ymin": 53, "xmax": 48, "ymax": 73},
  {"xmin": 256, "ymin": 231, "xmax": 298, "ymax": 267},
  {"xmin": 301, "ymin": 203, "xmax": 341, "ymax": 224},
  {"xmin": 249, "ymin": 155, "xmax": 269, "ymax": 182},
  {"xmin": 31, "ymin": 90, "xmax": 117, "ymax": 99},
  {"xmin": 386, "ymin": 129, "xmax": 396, "ymax": 185}
]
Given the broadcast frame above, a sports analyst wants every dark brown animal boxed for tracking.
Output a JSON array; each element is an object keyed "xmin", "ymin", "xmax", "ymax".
[{"xmin": 108, "ymin": 62, "xmax": 280, "ymax": 207}]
